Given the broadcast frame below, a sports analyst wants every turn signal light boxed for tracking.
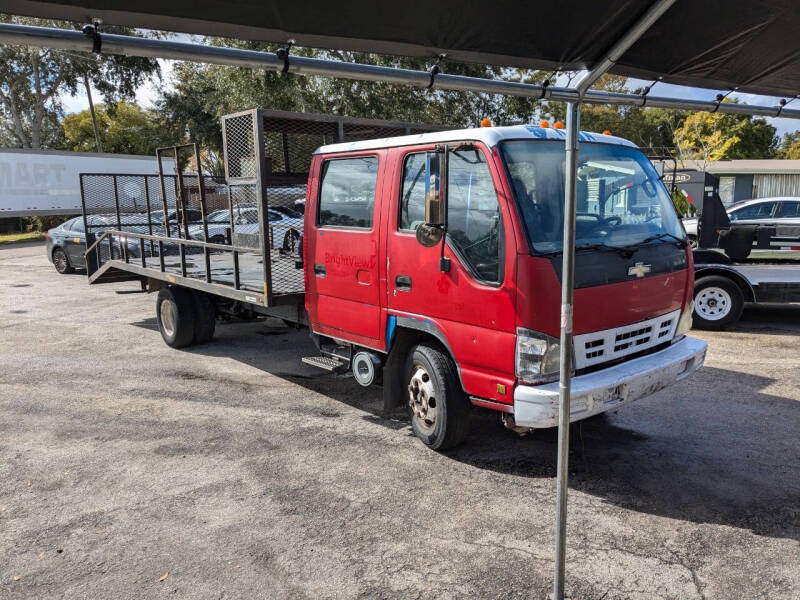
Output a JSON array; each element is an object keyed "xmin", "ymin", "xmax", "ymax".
[
  {"xmin": 539, "ymin": 120, "xmax": 550, "ymax": 128},
  {"xmin": 602, "ymin": 129, "xmax": 612, "ymax": 135},
  {"xmin": 553, "ymin": 121, "xmax": 565, "ymax": 129},
  {"xmin": 480, "ymin": 118, "xmax": 492, "ymax": 127}
]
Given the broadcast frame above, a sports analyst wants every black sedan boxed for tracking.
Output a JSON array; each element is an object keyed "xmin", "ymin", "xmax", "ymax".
[{"xmin": 46, "ymin": 216, "xmax": 91, "ymax": 273}]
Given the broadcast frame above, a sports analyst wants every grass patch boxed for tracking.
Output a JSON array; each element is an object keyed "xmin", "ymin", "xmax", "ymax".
[{"xmin": 0, "ymin": 232, "xmax": 46, "ymax": 245}]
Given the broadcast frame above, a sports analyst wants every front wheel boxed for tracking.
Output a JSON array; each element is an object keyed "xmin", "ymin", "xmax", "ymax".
[
  {"xmin": 693, "ymin": 275, "xmax": 744, "ymax": 330},
  {"xmin": 405, "ymin": 344, "xmax": 470, "ymax": 450}
]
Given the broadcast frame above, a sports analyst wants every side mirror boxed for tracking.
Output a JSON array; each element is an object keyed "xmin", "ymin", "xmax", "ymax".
[
  {"xmin": 425, "ymin": 150, "xmax": 445, "ymax": 227},
  {"xmin": 416, "ymin": 148, "xmax": 447, "ymax": 248}
]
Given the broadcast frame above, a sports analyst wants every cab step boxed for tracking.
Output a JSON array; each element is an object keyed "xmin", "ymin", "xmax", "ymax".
[{"xmin": 301, "ymin": 355, "xmax": 348, "ymax": 372}]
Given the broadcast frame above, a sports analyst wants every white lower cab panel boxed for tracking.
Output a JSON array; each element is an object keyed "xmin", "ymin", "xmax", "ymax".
[{"xmin": 513, "ymin": 336, "xmax": 707, "ymax": 428}]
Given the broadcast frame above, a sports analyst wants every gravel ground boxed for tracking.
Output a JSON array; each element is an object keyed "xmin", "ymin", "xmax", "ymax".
[{"xmin": 1, "ymin": 241, "xmax": 798, "ymax": 600}]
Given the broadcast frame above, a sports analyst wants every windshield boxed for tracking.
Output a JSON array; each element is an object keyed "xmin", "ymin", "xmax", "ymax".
[{"xmin": 500, "ymin": 140, "xmax": 684, "ymax": 254}]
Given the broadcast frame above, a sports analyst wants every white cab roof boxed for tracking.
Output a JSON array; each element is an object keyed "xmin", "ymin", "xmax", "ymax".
[{"xmin": 315, "ymin": 124, "xmax": 638, "ymax": 155}]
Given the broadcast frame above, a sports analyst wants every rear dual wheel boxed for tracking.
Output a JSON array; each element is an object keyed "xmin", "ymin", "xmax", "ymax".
[{"xmin": 156, "ymin": 286, "xmax": 216, "ymax": 348}]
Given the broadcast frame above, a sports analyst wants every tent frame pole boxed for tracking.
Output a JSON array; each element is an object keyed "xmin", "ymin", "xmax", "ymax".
[
  {"xmin": 1, "ymin": 22, "xmax": 799, "ymax": 121},
  {"xmin": 553, "ymin": 4, "xmax": 675, "ymax": 599},
  {"xmin": 553, "ymin": 100, "xmax": 580, "ymax": 600}
]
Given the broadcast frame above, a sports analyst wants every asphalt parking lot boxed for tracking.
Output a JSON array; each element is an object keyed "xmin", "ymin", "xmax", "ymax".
[{"xmin": 1, "ymin": 241, "xmax": 799, "ymax": 600}]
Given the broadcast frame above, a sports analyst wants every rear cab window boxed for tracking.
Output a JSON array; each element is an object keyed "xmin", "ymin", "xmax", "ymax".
[{"xmin": 318, "ymin": 156, "xmax": 379, "ymax": 229}]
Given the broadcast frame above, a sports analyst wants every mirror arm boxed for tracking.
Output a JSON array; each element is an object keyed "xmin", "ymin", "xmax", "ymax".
[{"xmin": 439, "ymin": 144, "xmax": 451, "ymax": 272}]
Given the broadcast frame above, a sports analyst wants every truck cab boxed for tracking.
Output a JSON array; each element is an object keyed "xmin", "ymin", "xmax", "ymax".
[{"xmin": 304, "ymin": 125, "xmax": 706, "ymax": 449}]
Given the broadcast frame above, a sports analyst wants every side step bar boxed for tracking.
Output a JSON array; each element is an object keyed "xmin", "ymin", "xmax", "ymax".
[{"xmin": 301, "ymin": 356, "xmax": 348, "ymax": 372}]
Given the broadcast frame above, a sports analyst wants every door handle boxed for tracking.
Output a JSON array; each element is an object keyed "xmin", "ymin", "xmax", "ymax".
[
  {"xmin": 314, "ymin": 263, "xmax": 326, "ymax": 277},
  {"xmin": 395, "ymin": 274, "xmax": 412, "ymax": 290}
]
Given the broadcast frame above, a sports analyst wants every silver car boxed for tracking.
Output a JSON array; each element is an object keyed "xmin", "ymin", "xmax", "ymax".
[
  {"xmin": 188, "ymin": 207, "xmax": 303, "ymax": 251},
  {"xmin": 683, "ymin": 196, "xmax": 800, "ymax": 241}
]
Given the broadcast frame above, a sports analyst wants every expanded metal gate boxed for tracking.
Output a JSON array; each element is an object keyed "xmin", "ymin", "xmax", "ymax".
[{"xmin": 220, "ymin": 108, "xmax": 443, "ymax": 303}]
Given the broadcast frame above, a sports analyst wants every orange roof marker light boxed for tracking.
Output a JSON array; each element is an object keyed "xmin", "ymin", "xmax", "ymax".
[
  {"xmin": 539, "ymin": 120, "xmax": 550, "ymax": 128},
  {"xmin": 480, "ymin": 118, "xmax": 492, "ymax": 127},
  {"xmin": 602, "ymin": 129, "xmax": 612, "ymax": 135},
  {"xmin": 553, "ymin": 120, "xmax": 565, "ymax": 129}
]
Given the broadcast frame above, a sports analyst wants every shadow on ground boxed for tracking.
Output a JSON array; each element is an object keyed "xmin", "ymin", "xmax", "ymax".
[{"xmin": 130, "ymin": 312, "xmax": 800, "ymax": 543}]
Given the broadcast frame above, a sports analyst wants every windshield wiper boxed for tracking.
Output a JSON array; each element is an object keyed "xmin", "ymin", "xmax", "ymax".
[
  {"xmin": 576, "ymin": 242, "xmax": 636, "ymax": 258},
  {"xmin": 536, "ymin": 234, "xmax": 686, "ymax": 258},
  {"xmin": 539, "ymin": 242, "xmax": 635, "ymax": 258},
  {"xmin": 623, "ymin": 232, "xmax": 688, "ymax": 250}
]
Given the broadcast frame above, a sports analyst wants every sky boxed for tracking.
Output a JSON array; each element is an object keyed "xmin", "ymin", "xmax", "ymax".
[{"xmin": 59, "ymin": 56, "xmax": 800, "ymax": 139}]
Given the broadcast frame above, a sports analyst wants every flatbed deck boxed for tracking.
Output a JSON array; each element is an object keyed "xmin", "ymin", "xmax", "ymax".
[{"xmin": 88, "ymin": 230, "xmax": 304, "ymax": 309}]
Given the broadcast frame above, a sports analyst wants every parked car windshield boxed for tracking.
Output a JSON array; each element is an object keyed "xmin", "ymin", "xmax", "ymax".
[{"xmin": 500, "ymin": 140, "xmax": 685, "ymax": 254}]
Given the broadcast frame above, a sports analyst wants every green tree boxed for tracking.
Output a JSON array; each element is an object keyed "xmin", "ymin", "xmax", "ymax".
[
  {"xmin": 776, "ymin": 131, "xmax": 800, "ymax": 159},
  {"xmin": 0, "ymin": 15, "xmax": 160, "ymax": 149},
  {"xmin": 62, "ymin": 102, "xmax": 171, "ymax": 155},
  {"xmin": 156, "ymin": 41, "xmax": 509, "ymax": 172},
  {"xmin": 674, "ymin": 104, "xmax": 777, "ymax": 161}
]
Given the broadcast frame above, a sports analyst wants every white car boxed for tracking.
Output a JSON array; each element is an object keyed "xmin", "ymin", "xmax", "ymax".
[
  {"xmin": 188, "ymin": 207, "xmax": 303, "ymax": 251},
  {"xmin": 683, "ymin": 196, "xmax": 800, "ymax": 240}
]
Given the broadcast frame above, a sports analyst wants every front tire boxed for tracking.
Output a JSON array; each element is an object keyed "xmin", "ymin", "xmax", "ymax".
[
  {"xmin": 405, "ymin": 344, "xmax": 470, "ymax": 450},
  {"xmin": 693, "ymin": 275, "xmax": 744, "ymax": 330},
  {"xmin": 52, "ymin": 248, "xmax": 73, "ymax": 274},
  {"xmin": 156, "ymin": 286, "xmax": 196, "ymax": 348}
]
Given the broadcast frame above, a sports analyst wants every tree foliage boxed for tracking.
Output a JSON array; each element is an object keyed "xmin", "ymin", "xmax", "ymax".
[
  {"xmin": 776, "ymin": 131, "xmax": 800, "ymax": 159},
  {"xmin": 674, "ymin": 104, "xmax": 777, "ymax": 161},
  {"xmin": 62, "ymin": 102, "xmax": 171, "ymax": 155},
  {"xmin": 0, "ymin": 15, "xmax": 160, "ymax": 149}
]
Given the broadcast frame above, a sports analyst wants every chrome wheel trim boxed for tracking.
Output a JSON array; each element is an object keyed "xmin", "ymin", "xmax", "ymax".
[
  {"xmin": 696, "ymin": 287, "xmax": 732, "ymax": 321},
  {"xmin": 408, "ymin": 364, "xmax": 437, "ymax": 433},
  {"xmin": 160, "ymin": 299, "xmax": 177, "ymax": 337}
]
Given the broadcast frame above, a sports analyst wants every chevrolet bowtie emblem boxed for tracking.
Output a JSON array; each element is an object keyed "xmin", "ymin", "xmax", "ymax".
[{"xmin": 628, "ymin": 262, "xmax": 652, "ymax": 278}]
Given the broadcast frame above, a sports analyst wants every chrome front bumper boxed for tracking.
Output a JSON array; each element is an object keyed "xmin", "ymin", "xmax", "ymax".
[{"xmin": 513, "ymin": 336, "xmax": 707, "ymax": 428}]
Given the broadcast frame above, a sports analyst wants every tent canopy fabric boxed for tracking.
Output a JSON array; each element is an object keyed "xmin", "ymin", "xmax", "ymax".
[{"xmin": 3, "ymin": 0, "xmax": 799, "ymax": 98}]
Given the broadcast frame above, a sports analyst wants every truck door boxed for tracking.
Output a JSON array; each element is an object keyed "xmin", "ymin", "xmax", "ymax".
[
  {"xmin": 385, "ymin": 144, "xmax": 517, "ymax": 401},
  {"xmin": 306, "ymin": 152, "xmax": 386, "ymax": 348}
]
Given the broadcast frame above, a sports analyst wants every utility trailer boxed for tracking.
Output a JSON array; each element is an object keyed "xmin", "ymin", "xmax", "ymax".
[{"xmin": 690, "ymin": 194, "xmax": 800, "ymax": 329}]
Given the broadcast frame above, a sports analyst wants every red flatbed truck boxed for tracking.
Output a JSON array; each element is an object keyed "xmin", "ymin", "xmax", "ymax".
[{"xmin": 82, "ymin": 109, "xmax": 706, "ymax": 450}]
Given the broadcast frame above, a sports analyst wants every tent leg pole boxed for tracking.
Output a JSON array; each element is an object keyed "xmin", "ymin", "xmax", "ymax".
[{"xmin": 552, "ymin": 100, "xmax": 580, "ymax": 600}]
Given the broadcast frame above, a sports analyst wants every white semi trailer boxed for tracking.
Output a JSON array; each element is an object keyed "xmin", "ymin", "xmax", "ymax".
[{"xmin": 0, "ymin": 148, "xmax": 173, "ymax": 218}]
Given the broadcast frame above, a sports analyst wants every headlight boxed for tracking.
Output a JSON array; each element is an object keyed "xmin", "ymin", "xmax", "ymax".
[
  {"xmin": 675, "ymin": 301, "xmax": 693, "ymax": 338},
  {"xmin": 515, "ymin": 327, "xmax": 562, "ymax": 385}
]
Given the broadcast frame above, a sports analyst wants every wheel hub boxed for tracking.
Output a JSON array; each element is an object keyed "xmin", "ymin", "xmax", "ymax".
[
  {"xmin": 696, "ymin": 287, "xmax": 731, "ymax": 320},
  {"xmin": 160, "ymin": 299, "xmax": 176, "ymax": 336},
  {"xmin": 408, "ymin": 365, "xmax": 437, "ymax": 432}
]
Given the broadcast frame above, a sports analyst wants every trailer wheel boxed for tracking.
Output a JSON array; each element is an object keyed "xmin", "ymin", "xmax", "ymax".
[
  {"xmin": 53, "ymin": 248, "xmax": 73, "ymax": 274},
  {"xmin": 191, "ymin": 291, "xmax": 216, "ymax": 344},
  {"xmin": 156, "ymin": 286, "xmax": 196, "ymax": 348},
  {"xmin": 405, "ymin": 344, "xmax": 470, "ymax": 450},
  {"xmin": 693, "ymin": 275, "xmax": 744, "ymax": 330}
]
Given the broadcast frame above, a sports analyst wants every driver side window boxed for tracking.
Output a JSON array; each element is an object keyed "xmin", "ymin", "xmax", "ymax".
[{"xmin": 399, "ymin": 149, "xmax": 504, "ymax": 284}]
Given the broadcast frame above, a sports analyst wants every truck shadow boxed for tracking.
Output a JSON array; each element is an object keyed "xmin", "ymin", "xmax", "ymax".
[
  {"xmin": 733, "ymin": 304, "xmax": 800, "ymax": 336},
  {"xmin": 147, "ymin": 319, "xmax": 798, "ymax": 543}
]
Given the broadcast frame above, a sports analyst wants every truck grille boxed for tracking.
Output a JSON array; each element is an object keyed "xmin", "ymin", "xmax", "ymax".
[{"xmin": 573, "ymin": 309, "xmax": 680, "ymax": 370}]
